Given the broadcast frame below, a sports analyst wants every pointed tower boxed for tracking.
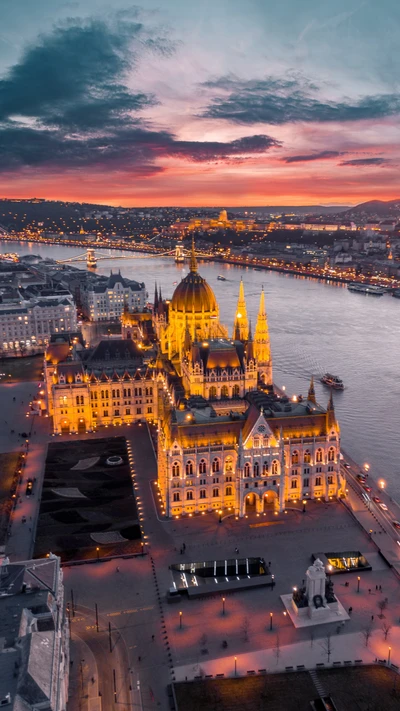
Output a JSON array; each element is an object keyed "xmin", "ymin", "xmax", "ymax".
[
  {"xmin": 189, "ymin": 236, "xmax": 198, "ymax": 273},
  {"xmin": 307, "ymin": 376, "xmax": 316, "ymax": 404},
  {"xmin": 232, "ymin": 277, "xmax": 249, "ymax": 341},
  {"xmin": 246, "ymin": 320, "xmax": 255, "ymax": 361},
  {"xmin": 327, "ymin": 389, "xmax": 337, "ymax": 430},
  {"xmin": 254, "ymin": 287, "xmax": 272, "ymax": 385},
  {"xmin": 154, "ymin": 282, "xmax": 159, "ymax": 310}
]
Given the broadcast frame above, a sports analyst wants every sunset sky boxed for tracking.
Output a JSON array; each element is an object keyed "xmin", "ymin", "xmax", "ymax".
[{"xmin": 0, "ymin": 0, "xmax": 399, "ymax": 206}]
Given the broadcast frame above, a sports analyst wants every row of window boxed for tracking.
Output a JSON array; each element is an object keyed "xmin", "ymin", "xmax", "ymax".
[
  {"xmin": 172, "ymin": 458, "xmax": 233, "ymax": 477},
  {"xmin": 291, "ymin": 448, "xmax": 336, "ymax": 465},
  {"xmin": 173, "ymin": 486, "xmax": 233, "ymax": 502},
  {"xmin": 93, "ymin": 387, "xmax": 153, "ymax": 399},
  {"xmin": 208, "ymin": 385, "xmax": 240, "ymax": 398}
]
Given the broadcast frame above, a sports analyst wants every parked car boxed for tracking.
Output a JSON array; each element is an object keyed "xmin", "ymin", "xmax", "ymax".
[
  {"xmin": 379, "ymin": 503, "xmax": 388, "ymax": 511},
  {"xmin": 26, "ymin": 479, "xmax": 33, "ymax": 496}
]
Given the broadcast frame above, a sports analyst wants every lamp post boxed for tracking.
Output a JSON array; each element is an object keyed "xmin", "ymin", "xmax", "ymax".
[
  {"xmin": 96, "ymin": 547, "xmax": 100, "ymax": 561},
  {"xmin": 219, "ymin": 510, "xmax": 222, "ymax": 523},
  {"xmin": 179, "ymin": 611, "xmax": 183, "ymax": 629},
  {"xmin": 234, "ymin": 656, "xmax": 237, "ymax": 676},
  {"xmin": 269, "ymin": 612, "xmax": 273, "ymax": 631},
  {"xmin": 357, "ymin": 576, "xmax": 360, "ymax": 593},
  {"xmin": 327, "ymin": 564, "xmax": 333, "ymax": 580},
  {"xmin": 388, "ymin": 647, "xmax": 392, "ymax": 665},
  {"xmin": 222, "ymin": 597, "xmax": 226, "ymax": 616},
  {"xmin": 302, "ymin": 499, "xmax": 306, "ymax": 513}
]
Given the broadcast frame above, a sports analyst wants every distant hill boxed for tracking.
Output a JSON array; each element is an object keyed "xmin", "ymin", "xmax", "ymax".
[
  {"xmin": 343, "ymin": 199, "xmax": 400, "ymax": 217},
  {"xmin": 228, "ymin": 205, "xmax": 349, "ymax": 215}
]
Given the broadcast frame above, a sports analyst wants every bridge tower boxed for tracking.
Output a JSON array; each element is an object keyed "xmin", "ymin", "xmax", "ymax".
[
  {"xmin": 87, "ymin": 248, "xmax": 97, "ymax": 268},
  {"xmin": 174, "ymin": 244, "xmax": 185, "ymax": 263}
]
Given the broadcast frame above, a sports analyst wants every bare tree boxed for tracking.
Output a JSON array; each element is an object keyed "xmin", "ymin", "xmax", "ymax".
[
  {"xmin": 377, "ymin": 600, "xmax": 387, "ymax": 618},
  {"xmin": 273, "ymin": 634, "xmax": 281, "ymax": 664},
  {"xmin": 320, "ymin": 633, "xmax": 334, "ymax": 663},
  {"xmin": 361, "ymin": 624, "xmax": 373, "ymax": 648},
  {"xmin": 381, "ymin": 622, "xmax": 392, "ymax": 641},
  {"xmin": 241, "ymin": 616, "xmax": 250, "ymax": 643}
]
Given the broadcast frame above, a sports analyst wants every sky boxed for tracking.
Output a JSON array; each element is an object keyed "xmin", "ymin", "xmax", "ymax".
[{"xmin": 0, "ymin": 0, "xmax": 399, "ymax": 206}]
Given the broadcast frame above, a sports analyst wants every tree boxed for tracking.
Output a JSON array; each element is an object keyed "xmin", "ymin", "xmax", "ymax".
[
  {"xmin": 377, "ymin": 600, "xmax": 387, "ymax": 618},
  {"xmin": 382, "ymin": 622, "xmax": 392, "ymax": 641},
  {"xmin": 361, "ymin": 624, "xmax": 373, "ymax": 648},
  {"xmin": 241, "ymin": 616, "xmax": 250, "ymax": 643},
  {"xmin": 320, "ymin": 633, "xmax": 334, "ymax": 663},
  {"xmin": 273, "ymin": 634, "xmax": 281, "ymax": 665}
]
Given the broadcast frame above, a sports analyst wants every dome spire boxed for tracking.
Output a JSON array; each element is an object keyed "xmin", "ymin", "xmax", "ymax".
[
  {"xmin": 254, "ymin": 286, "xmax": 272, "ymax": 385},
  {"xmin": 189, "ymin": 236, "xmax": 198, "ymax": 273},
  {"xmin": 307, "ymin": 375, "xmax": 316, "ymax": 404}
]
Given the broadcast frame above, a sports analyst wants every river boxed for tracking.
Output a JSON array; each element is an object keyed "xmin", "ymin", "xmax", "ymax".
[{"xmin": 1, "ymin": 240, "xmax": 400, "ymax": 500}]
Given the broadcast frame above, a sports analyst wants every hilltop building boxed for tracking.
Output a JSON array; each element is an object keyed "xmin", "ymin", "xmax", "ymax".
[{"xmin": 44, "ymin": 241, "xmax": 344, "ymax": 517}]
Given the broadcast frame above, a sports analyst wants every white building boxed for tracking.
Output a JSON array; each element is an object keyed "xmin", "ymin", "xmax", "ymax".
[
  {"xmin": 0, "ymin": 294, "xmax": 77, "ymax": 354},
  {"xmin": 81, "ymin": 272, "xmax": 146, "ymax": 322}
]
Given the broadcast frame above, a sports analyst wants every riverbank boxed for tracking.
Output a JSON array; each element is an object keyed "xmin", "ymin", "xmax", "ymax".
[{"xmin": 1, "ymin": 234, "xmax": 399, "ymax": 290}]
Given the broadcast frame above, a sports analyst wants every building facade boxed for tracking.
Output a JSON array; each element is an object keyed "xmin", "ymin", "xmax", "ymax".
[
  {"xmin": 80, "ymin": 271, "xmax": 146, "ymax": 322},
  {"xmin": 0, "ymin": 294, "xmax": 77, "ymax": 355}
]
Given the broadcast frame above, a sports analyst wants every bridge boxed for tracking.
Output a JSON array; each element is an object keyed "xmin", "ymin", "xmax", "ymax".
[{"xmin": 56, "ymin": 244, "xmax": 206, "ymax": 269}]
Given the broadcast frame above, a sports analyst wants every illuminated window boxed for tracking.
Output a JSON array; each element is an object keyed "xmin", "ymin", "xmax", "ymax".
[
  {"xmin": 291, "ymin": 479, "xmax": 298, "ymax": 489},
  {"xmin": 304, "ymin": 450, "xmax": 311, "ymax": 464},
  {"xmin": 292, "ymin": 451, "xmax": 299, "ymax": 465},
  {"xmin": 328, "ymin": 447, "xmax": 335, "ymax": 462},
  {"xmin": 272, "ymin": 460, "xmax": 279, "ymax": 475},
  {"xmin": 172, "ymin": 462, "xmax": 180, "ymax": 477},
  {"xmin": 209, "ymin": 386, "xmax": 217, "ymax": 398},
  {"xmin": 316, "ymin": 449, "xmax": 323, "ymax": 463},
  {"xmin": 226, "ymin": 486, "xmax": 233, "ymax": 496},
  {"xmin": 315, "ymin": 476, "xmax": 322, "ymax": 486}
]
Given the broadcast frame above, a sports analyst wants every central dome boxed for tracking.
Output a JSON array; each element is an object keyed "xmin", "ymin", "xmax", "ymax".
[{"xmin": 171, "ymin": 270, "xmax": 217, "ymax": 313}]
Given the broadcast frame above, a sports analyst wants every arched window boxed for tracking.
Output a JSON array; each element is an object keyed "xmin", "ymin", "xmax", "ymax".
[
  {"xmin": 186, "ymin": 491, "xmax": 193, "ymax": 501},
  {"xmin": 328, "ymin": 447, "xmax": 335, "ymax": 462},
  {"xmin": 185, "ymin": 461, "xmax": 193, "ymax": 476},
  {"xmin": 291, "ymin": 479, "xmax": 298, "ymax": 489},
  {"xmin": 212, "ymin": 488, "xmax": 219, "ymax": 497},
  {"xmin": 200, "ymin": 489, "xmax": 206, "ymax": 499},
  {"xmin": 173, "ymin": 492, "xmax": 180, "ymax": 502},
  {"xmin": 304, "ymin": 450, "xmax": 311, "ymax": 464},
  {"xmin": 225, "ymin": 457, "xmax": 233, "ymax": 472},
  {"xmin": 199, "ymin": 459, "xmax": 207, "ymax": 474},
  {"xmin": 221, "ymin": 385, "xmax": 229, "ymax": 399},
  {"xmin": 253, "ymin": 461, "xmax": 259, "ymax": 477},
  {"xmin": 209, "ymin": 386, "xmax": 217, "ymax": 399},
  {"xmin": 76, "ymin": 396, "xmax": 80, "ymax": 405},
  {"xmin": 315, "ymin": 476, "xmax": 322, "ymax": 486},
  {"xmin": 172, "ymin": 462, "xmax": 180, "ymax": 477},
  {"xmin": 272, "ymin": 460, "xmax": 279, "ymax": 475},
  {"xmin": 101, "ymin": 390, "xmax": 105, "ymax": 399},
  {"xmin": 316, "ymin": 449, "xmax": 323, "ymax": 463},
  {"xmin": 292, "ymin": 451, "xmax": 299, "ymax": 465},
  {"xmin": 263, "ymin": 436, "xmax": 269, "ymax": 447},
  {"xmin": 212, "ymin": 458, "xmax": 220, "ymax": 473},
  {"xmin": 253, "ymin": 437, "xmax": 260, "ymax": 448},
  {"xmin": 262, "ymin": 461, "xmax": 269, "ymax": 475},
  {"xmin": 233, "ymin": 384, "xmax": 240, "ymax": 397},
  {"xmin": 226, "ymin": 486, "xmax": 232, "ymax": 496},
  {"xmin": 244, "ymin": 463, "xmax": 250, "ymax": 477},
  {"xmin": 105, "ymin": 390, "xmax": 109, "ymax": 399}
]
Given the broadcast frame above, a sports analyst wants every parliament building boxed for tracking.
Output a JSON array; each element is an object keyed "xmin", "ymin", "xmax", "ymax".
[{"xmin": 44, "ymin": 243, "xmax": 345, "ymax": 518}]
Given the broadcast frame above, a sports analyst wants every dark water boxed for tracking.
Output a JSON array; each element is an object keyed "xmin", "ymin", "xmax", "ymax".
[{"xmin": 2, "ymin": 241, "xmax": 399, "ymax": 499}]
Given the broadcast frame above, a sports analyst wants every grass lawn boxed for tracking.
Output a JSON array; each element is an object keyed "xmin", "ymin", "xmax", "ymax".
[
  {"xmin": 0, "ymin": 452, "xmax": 20, "ymax": 547},
  {"xmin": 173, "ymin": 665, "xmax": 400, "ymax": 711},
  {"xmin": 0, "ymin": 355, "xmax": 43, "ymax": 383}
]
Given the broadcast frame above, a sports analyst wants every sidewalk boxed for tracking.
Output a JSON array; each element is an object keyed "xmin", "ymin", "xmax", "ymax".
[{"xmin": 68, "ymin": 635, "xmax": 101, "ymax": 711}]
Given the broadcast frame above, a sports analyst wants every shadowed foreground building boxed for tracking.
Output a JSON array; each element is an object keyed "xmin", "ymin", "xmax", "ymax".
[
  {"xmin": 44, "ymin": 242, "xmax": 345, "ymax": 518},
  {"xmin": 0, "ymin": 554, "xmax": 69, "ymax": 710}
]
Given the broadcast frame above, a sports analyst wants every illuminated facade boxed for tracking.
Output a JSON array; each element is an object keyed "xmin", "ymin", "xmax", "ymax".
[{"xmin": 44, "ymin": 245, "xmax": 344, "ymax": 517}]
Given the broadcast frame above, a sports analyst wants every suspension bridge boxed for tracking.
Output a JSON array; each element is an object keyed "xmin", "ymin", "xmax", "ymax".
[{"xmin": 55, "ymin": 243, "xmax": 206, "ymax": 268}]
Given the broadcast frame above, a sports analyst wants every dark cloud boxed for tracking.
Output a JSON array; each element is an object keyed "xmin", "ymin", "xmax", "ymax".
[
  {"xmin": 201, "ymin": 75, "xmax": 400, "ymax": 125},
  {"xmin": 283, "ymin": 150, "xmax": 342, "ymax": 163},
  {"xmin": 0, "ymin": 18, "xmax": 279, "ymax": 174},
  {"xmin": 340, "ymin": 157, "xmax": 390, "ymax": 166}
]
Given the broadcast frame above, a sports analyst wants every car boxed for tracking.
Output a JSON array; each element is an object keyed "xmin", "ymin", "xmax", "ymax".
[
  {"xmin": 362, "ymin": 485, "xmax": 372, "ymax": 493},
  {"xmin": 392, "ymin": 520, "xmax": 400, "ymax": 530},
  {"xmin": 343, "ymin": 463, "xmax": 350, "ymax": 469},
  {"xmin": 25, "ymin": 479, "xmax": 33, "ymax": 496},
  {"xmin": 357, "ymin": 474, "xmax": 367, "ymax": 483},
  {"xmin": 379, "ymin": 503, "xmax": 388, "ymax": 511},
  {"xmin": 372, "ymin": 496, "xmax": 381, "ymax": 504}
]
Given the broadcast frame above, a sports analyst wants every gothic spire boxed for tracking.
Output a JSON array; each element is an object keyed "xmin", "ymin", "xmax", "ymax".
[
  {"xmin": 307, "ymin": 375, "xmax": 316, "ymax": 404},
  {"xmin": 232, "ymin": 277, "xmax": 249, "ymax": 341},
  {"xmin": 237, "ymin": 429, "xmax": 244, "ymax": 469},
  {"xmin": 254, "ymin": 286, "xmax": 272, "ymax": 383},
  {"xmin": 327, "ymin": 389, "xmax": 336, "ymax": 428},
  {"xmin": 189, "ymin": 236, "xmax": 198, "ymax": 273},
  {"xmin": 246, "ymin": 319, "xmax": 255, "ymax": 361},
  {"xmin": 154, "ymin": 282, "xmax": 159, "ymax": 309}
]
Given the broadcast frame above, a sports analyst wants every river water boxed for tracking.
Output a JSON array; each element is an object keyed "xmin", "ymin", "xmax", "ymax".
[{"xmin": 1, "ymin": 240, "xmax": 400, "ymax": 500}]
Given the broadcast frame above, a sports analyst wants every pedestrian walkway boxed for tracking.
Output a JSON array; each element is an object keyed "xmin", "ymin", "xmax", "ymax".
[{"xmin": 68, "ymin": 635, "xmax": 101, "ymax": 711}]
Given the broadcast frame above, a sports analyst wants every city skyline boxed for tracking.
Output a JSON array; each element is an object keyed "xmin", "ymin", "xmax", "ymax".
[{"xmin": 1, "ymin": 0, "xmax": 400, "ymax": 206}]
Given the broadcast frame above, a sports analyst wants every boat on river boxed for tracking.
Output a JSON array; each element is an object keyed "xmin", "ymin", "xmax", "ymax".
[
  {"xmin": 348, "ymin": 282, "xmax": 385, "ymax": 296},
  {"xmin": 321, "ymin": 373, "xmax": 344, "ymax": 390},
  {"xmin": 217, "ymin": 275, "xmax": 226, "ymax": 281}
]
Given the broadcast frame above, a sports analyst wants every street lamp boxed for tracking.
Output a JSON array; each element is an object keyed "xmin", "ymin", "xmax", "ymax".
[
  {"xmin": 222, "ymin": 597, "xmax": 226, "ymax": 616},
  {"xmin": 179, "ymin": 611, "xmax": 183, "ymax": 629},
  {"xmin": 327, "ymin": 564, "xmax": 333, "ymax": 580},
  {"xmin": 96, "ymin": 547, "xmax": 100, "ymax": 560},
  {"xmin": 379, "ymin": 479, "xmax": 386, "ymax": 490},
  {"xmin": 357, "ymin": 576, "xmax": 360, "ymax": 593},
  {"xmin": 302, "ymin": 499, "xmax": 306, "ymax": 513},
  {"xmin": 364, "ymin": 463, "xmax": 370, "ymax": 472},
  {"xmin": 269, "ymin": 612, "xmax": 273, "ymax": 631},
  {"xmin": 234, "ymin": 656, "xmax": 237, "ymax": 676},
  {"xmin": 219, "ymin": 510, "xmax": 222, "ymax": 523},
  {"xmin": 388, "ymin": 647, "xmax": 392, "ymax": 665}
]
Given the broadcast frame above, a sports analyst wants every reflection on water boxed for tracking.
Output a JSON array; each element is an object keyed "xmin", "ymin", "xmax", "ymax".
[{"xmin": 1, "ymin": 240, "xmax": 400, "ymax": 500}]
